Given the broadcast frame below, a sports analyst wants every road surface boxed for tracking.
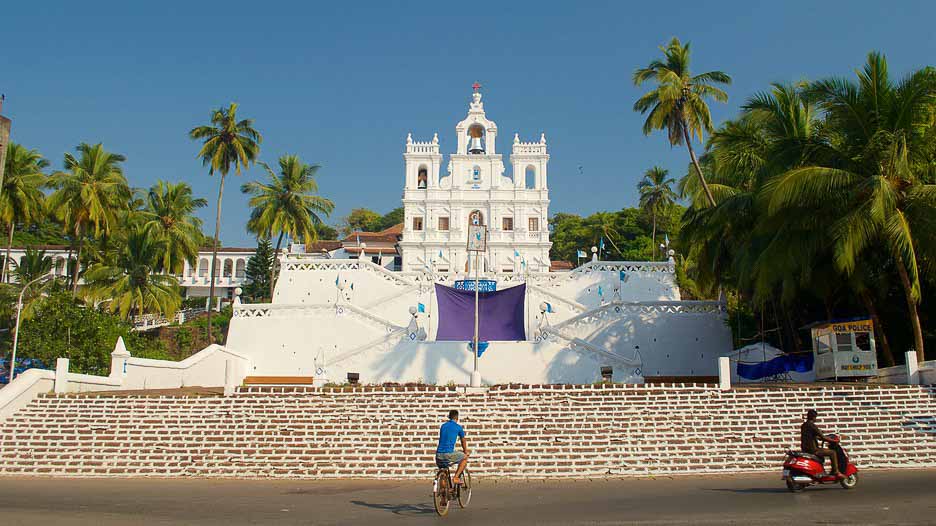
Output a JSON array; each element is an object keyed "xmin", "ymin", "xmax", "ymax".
[{"xmin": 0, "ymin": 470, "xmax": 933, "ymax": 525}]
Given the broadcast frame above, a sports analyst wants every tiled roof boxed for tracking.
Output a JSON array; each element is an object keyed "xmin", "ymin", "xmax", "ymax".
[{"xmin": 550, "ymin": 260, "xmax": 575, "ymax": 271}]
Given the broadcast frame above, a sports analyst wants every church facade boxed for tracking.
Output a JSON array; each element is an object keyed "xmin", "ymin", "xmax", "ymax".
[{"xmin": 398, "ymin": 88, "xmax": 552, "ymax": 274}]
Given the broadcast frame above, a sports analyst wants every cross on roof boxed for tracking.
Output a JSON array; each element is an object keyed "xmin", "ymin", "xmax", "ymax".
[{"xmin": 472, "ymin": 82, "xmax": 482, "ymax": 92}]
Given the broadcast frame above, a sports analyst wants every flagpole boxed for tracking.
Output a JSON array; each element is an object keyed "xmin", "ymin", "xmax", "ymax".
[{"xmin": 471, "ymin": 248, "xmax": 481, "ymax": 387}]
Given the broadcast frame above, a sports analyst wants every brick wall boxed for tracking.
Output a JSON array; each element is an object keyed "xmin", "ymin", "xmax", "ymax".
[{"xmin": 0, "ymin": 384, "xmax": 934, "ymax": 478}]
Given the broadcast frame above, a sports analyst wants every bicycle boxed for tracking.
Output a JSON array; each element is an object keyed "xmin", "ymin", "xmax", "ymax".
[{"xmin": 432, "ymin": 461, "xmax": 472, "ymax": 516}]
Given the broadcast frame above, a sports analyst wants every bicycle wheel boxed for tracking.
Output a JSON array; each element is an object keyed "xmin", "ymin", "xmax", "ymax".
[
  {"xmin": 457, "ymin": 470, "xmax": 472, "ymax": 508},
  {"xmin": 433, "ymin": 470, "xmax": 450, "ymax": 517}
]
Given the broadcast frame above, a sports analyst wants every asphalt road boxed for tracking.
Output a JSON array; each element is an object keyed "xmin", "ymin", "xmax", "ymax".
[{"xmin": 0, "ymin": 470, "xmax": 933, "ymax": 525}]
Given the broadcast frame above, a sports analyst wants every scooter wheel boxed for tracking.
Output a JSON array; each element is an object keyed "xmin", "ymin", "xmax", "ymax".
[
  {"xmin": 840, "ymin": 473, "xmax": 858, "ymax": 490},
  {"xmin": 785, "ymin": 479, "xmax": 805, "ymax": 492}
]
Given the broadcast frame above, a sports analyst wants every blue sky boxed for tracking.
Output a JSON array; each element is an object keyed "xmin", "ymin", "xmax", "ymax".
[{"xmin": 3, "ymin": 1, "xmax": 936, "ymax": 246}]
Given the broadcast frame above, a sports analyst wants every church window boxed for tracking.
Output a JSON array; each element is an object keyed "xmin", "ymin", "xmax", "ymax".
[
  {"xmin": 438, "ymin": 217, "xmax": 450, "ymax": 231},
  {"xmin": 529, "ymin": 217, "xmax": 539, "ymax": 232},
  {"xmin": 472, "ymin": 166, "xmax": 481, "ymax": 181},
  {"xmin": 502, "ymin": 217, "xmax": 514, "ymax": 231},
  {"xmin": 413, "ymin": 217, "xmax": 424, "ymax": 231},
  {"xmin": 525, "ymin": 165, "xmax": 536, "ymax": 189}
]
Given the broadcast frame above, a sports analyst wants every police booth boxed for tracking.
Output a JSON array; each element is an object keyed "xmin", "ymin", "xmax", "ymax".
[{"xmin": 808, "ymin": 318, "xmax": 878, "ymax": 381}]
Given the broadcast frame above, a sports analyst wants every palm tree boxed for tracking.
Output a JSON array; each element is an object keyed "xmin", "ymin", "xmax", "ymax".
[
  {"xmin": 139, "ymin": 181, "xmax": 207, "ymax": 275},
  {"xmin": 83, "ymin": 226, "xmax": 181, "ymax": 320},
  {"xmin": 0, "ymin": 143, "xmax": 48, "ymax": 283},
  {"xmin": 634, "ymin": 37, "xmax": 731, "ymax": 208},
  {"xmin": 638, "ymin": 166, "xmax": 677, "ymax": 259},
  {"xmin": 189, "ymin": 103, "xmax": 261, "ymax": 342},
  {"xmin": 11, "ymin": 247, "xmax": 54, "ymax": 284},
  {"xmin": 48, "ymin": 143, "xmax": 131, "ymax": 295},
  {"xmin": 241, "ymin": 154, "xmax": 334, "ymax": 296},
  {"xmin": 766, "ymin": 53, "xmax": 936, "ymax": 361},
  {"xmin": 587, "ymin": 212, "xmax": 623, "ymax": 259}
]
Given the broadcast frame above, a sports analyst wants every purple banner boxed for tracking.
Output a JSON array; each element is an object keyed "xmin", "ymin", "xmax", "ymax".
[{"xmin": 435, "ymin": 283, "xmax": 526, "ymax": 342}]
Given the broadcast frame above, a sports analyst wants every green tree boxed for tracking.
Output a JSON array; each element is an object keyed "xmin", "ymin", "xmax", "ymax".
[
  {"xmin": 638, "ymin": 166, "xmax": 678, "ymax": 259},
  {"xmin": 586, "ymin": 212, "xmax": 624, "ymax": 258},
  {"xmin": 377, "ymin": 207, "xmax": 404, "ymax": 231},
  {"xmin": 189, "ymin": 103, "xmax": 262, "ymax": 342},
  {"xmin": 315, "ymin": 224, "xmax": 339, "ymax": 240},
  {"xmin": 48, "ymin": 143, "xmax": 131, "ymax": 295},
  {"xmin": 241, "ymin": 154, "xmax": 334, "ymax": 296},
  {"xmin": 82, "ymin": 226, "xmax": 182, "ymax": 320},
  {"xmin": 17, "ymin": 292, "xmax": 170, "ymax": 375},
  {"xmin": 1, "ymin": 143, "xmax": 49, "ymax": 283},
  {"xmin": 243, "ymin": 237, "xmax": 274, "ymax": 301},
  {"xmin": 766, "ymin": 53, "xmax": 936, "ymax": 361},
  {"xmin": 139, "ymin": 181, "xmax": 207, "ymax": 274},
  {"xmin": 634, "ymin": 37, "xmax": 731, "ymax": 208},
  {"xmin": 340, "ymin": 208, "xmax": 382, "ymax": 237}
]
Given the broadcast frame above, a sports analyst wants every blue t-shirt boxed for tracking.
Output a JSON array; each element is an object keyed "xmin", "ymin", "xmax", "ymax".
[{"xmin": 436, "ymin": 420, "xmax": 466, "ymax": 454}]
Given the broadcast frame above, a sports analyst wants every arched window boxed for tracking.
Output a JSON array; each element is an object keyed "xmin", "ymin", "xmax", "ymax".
[
  {"xmin": 472, "ymin": 165, "xmax": 481, "ymax": 181},
  {"xmin": 223, "ymin": 259, "xmax": 233, "ymax": 278},
  {"xmin": 417, "ymin": 166, "xmax": 428, "ymax": 189},
  {"xmin": 525, "ymin": 165, "xmax": 537, "ymax": 189},
  {"xmin": 235, "ymin": 259, "xmax": 246, "ymax": 279},
  {"xmin": 198, "ymin": 258, "xmax": 209, "ymax": 277}
]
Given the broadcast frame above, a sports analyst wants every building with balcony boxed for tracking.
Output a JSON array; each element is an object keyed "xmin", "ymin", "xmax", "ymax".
[{"xmin": 399, "ymin": 88, "xmax": 552, "ymax": 274}]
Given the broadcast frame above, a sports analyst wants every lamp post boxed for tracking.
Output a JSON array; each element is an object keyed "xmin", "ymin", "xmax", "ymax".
[{"xmin": 9, "ymin": 272, "xmax": 52, "ymax": 383}]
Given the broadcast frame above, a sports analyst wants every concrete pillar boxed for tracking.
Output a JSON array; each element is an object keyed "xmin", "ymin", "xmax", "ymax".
[
  {"xmin": 110, "ymin": 336, "xmax": 131, "ymax": 379},
  {"xmin": 54, "ymin": 358, "xmax": 69, "ymax": 394},
  {"xmin": 906, "ymin": 350, "xmax": 920, "ymax": 385},
  {"xmin": 718, "ymin": 357, "xmax": 731, "ymax": 391},
  {"xmin": 224, "ymin": 359, "xmax": 236, "ymax": 397}
]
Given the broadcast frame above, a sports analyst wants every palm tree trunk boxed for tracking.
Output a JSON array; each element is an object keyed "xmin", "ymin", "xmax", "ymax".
[
  {"xmin": 3, "ymin": 222, "xmax": 14, "ymax": 284},
  {"xmin": 651, "ymin": 211, "xmax": 657, "ymax": 260},
  {"xmin": 681, "ymin": 122, "xmax": 717, "ymax": 208},
  {"xmin": 860, "ymin": 291, "xmax": 894, "ymax": 367},
  {"xmin": 207, "ymin": 172, "xmax": 226, "ymax": 344},
  {"xmin": 270, "ymin": 231, "xmax": 285, "ymax": 299},
  {"xmin": 72, "ymin": 236, "xmax": 83, "ymax": 296},
  {"xmin": 895, "ymin": 258, "xmax": 925, "ymax": 362}
]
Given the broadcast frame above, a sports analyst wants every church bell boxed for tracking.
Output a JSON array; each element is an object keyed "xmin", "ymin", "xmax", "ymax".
[{"xmin": 468, "ymin": 137, "xmax": 484, "ymax": 154}]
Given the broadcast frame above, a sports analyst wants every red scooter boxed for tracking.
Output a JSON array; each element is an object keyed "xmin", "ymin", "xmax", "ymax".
[{"xmin": 782, "ymin": 434, "xmax": 859, "ymax": 492}]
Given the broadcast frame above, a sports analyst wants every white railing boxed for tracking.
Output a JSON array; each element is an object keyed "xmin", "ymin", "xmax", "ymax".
[
  {"xmin": 131, "ymin": 308, "xmax": 206, "ymax": 331},
  {"xmin": 406, "ymin": 142, "xmax": 440, "ymax": 154},
  {"xmin": 233, "ymin": 302, "xmax": 405, "ymax": 334},
  {"xmin": 538, "ymin": 326, "xmax": 642, "ymax": 367},
  {"xmin": 512, "ymin": 143, "xmax": 547, "ymax": 155},
  {"xmin": 553, "ymin": 299, "xmax": 727, "ymax": 335},
  {"xmin": 280, "ymin": 258, "xmax": 417, "ymax": 289}
]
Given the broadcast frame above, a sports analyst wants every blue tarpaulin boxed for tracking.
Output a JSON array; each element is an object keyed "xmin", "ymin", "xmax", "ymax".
[{"xmin": 737, "ymin": 353, "xmax": 814, "ymax": 380}]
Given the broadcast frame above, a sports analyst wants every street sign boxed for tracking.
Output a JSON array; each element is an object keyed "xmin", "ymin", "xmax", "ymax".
[
  {"xmin": 454, "ymin": 280, "xmax": 497, "ymax": 293},
  {"xmin": 467, "ymin": 225, "xmax": 487, "ymax": 252}
]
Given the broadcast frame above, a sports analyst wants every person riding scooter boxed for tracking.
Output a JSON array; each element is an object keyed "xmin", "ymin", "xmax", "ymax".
[{"xmin": 800, "ymin": 409, "xmax": 843, "ymax": 479}]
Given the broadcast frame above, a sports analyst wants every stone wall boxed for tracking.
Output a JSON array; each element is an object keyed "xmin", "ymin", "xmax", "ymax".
[{"xmin": 0, "ymin": 384, "xmax": 933, "ymax": 478}]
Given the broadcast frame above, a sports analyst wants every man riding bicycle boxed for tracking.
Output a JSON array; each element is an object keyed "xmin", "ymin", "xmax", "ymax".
[{"xmin": 436, "ymin": 409, "xmax": 470, "ymax": 484}]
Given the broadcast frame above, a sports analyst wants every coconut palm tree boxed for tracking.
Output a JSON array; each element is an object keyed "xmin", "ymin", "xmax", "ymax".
[
  {"xmin": 48, "ymin": 143, "xmax": 131, "ymax": 295},
  {"xmin": 83, "ymin": 226, "xmax": 181, "ymax": 320},
  {"xmin": 11, "ymin": 247, "xmax": 54, "ymax": 285},
  {"xmin": 634, "ymin": 37, "xmax": 731, "ymax": 208},
  {"xmin": 241, "ymin": 154, "xmax": 335, "ymax": 296},
  {"xmin": 139, "ymin": 181, "xmax": 207, "ymax": 275},
  {"xmin": 0, "ymin": 143, "xmax": 48, "ymax": 283},
  {"xmin": 638, "ymin": 166, "xmax": 677, "ymax": 259},
  {"xmin": 586, "ymin": 212, "xmax": 623, "ymax": 259},
  {"xmin": 766, "ymin": 53, "xmax": 936, "ymax": 361},
  {"xmin": 189, "ymin": 103, "xmax": 261, "ymax": 341}
]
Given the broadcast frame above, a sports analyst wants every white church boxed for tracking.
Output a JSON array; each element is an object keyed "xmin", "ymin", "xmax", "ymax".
[
  {"xmin": 400, "ymin": 87, "xmax": 552, "ymax": 274},
  {"xmin": 2, "ymin": 88, "xmax": 734, "ymax": 397}
]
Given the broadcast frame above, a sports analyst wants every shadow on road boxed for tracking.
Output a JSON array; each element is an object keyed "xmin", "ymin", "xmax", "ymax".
[
  {"xmin": 707, "ymin": 487, "xmax": 790, "ymax": 494},
  {"xmin": 350, "ymin": 500, "xmax": 436, "ymax": 516}
]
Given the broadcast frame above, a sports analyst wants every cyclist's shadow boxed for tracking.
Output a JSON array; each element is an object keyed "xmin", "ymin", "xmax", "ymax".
[{"xmin": 350, "ymin": 500, "xmax": 436, "ymax": 516}]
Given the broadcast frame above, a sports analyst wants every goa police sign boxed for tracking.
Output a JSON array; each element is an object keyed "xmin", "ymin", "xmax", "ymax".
[{"xmin": 811, "ymin": 318, "xmax": 878, "ymax": 380}]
